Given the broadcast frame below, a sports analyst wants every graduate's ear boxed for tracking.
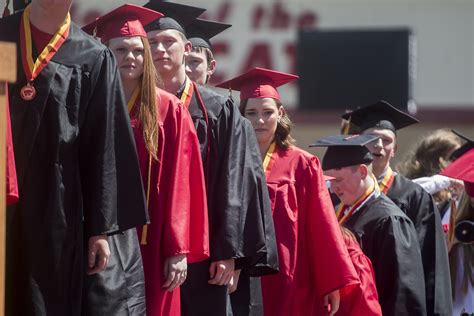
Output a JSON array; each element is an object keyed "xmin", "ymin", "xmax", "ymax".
[
  {"xmin": 278, "ymin": 104, "xmax": 285, "ymax": 119},
  {"xmin": 183, "ymin": 40, "xmax": 192, "ymax": 57},
  {"xmin": 358, "ymin": 164, "xmax": 369, "ymax": 179},
  {"xmin": 392, "ymin": 142, "xmax": 398, "ymax": 158},
  {"xmin": 207, "ymin": 59, "xmax": 216, "ymax": 76}
]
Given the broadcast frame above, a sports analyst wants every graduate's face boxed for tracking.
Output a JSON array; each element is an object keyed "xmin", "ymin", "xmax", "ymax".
[
  {"xmin": 362, "ymin": 128, "xmax": 396, "ymax": 170},
  {"xmin": 244, "ymin": 98, "xmax": 283, "ymax": 146},
  {"xmin": 148, "ymin": 29, "xmax": 191, "ymax": 77},
  {"xmin": 326, "ymin": 166, "xmax": 366, "ymax": 205},
  {"xmin": 108, "ymin": 36, "xmax": 144, "ymax": 84},
  {"xmin": 185, "ymin": 50, "xmax": 216, "ymax": 85}
]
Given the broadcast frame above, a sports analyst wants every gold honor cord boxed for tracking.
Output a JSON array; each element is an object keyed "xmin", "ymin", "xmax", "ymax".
[
  {"xmin": 127, "ymin": 84, "xmax": 141, "ymax": 112},
  {"xmin": 336, "ymin": 178, "xmax": 378, "ymax": 225},
  {"xmin": 263, "ymin": 142, "xmax": 276, "ymax": 173},
  {"xmin": 140, "ymin": 155, "xmax": 152, "ymax": 245},
  {"xmin": 180, "ymin": 78, "xmax": 191, "ymax": 104},
  {"xmin": 378, "ymin": 166, "xmax": 395, "ymax": 194},
  {"xmin": 127, "ymin": 84, "xmax": 151, "ymax": 245}
]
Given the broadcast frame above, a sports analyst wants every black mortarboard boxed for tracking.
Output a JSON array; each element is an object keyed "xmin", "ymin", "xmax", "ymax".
[
  {"xmin": 450, "ymin": 130, "xmax": 474, "ymax": 160},
  {"xmin": 143, "ymin": 1, "xmax": 206, "ymax": 35},
  {"xmin": 186, "ymin": 18, "xmax": 231, "ymax": 50},
  {"xmin": 310, "ymin": 134, "xmax": 379, "ymax": 171},
  {"xmin": 341, "ymin": 100, "xmax": 419, "ymax": 134}
]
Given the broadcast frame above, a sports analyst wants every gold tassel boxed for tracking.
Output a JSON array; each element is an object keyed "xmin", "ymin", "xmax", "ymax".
[
  {"xmin": 448, "ymin": 199, "xmax": 457, "ymax": 244},
  {"xmin": 342, "ymin": 114, "xmax": 351, "ymax": 135}
]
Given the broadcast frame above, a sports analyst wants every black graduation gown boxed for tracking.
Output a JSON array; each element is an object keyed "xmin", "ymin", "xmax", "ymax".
[
  {"xmin": 82, "ymin": 231, "xmax": 146, "ymax": 316},
  {"xmin": 0, "ymin": 13, "xmax": 148, "ymax": 316},
  {"xmin": 179, "ymin": 82, "xmax": 278, "ymax": 316},
  {"xmin": 386, "ymin": 173, "xmax": 452, "ymax": 315},
  {"xmin": 345, "ymin": 194, "xmax": 427, "ymax": 316}
]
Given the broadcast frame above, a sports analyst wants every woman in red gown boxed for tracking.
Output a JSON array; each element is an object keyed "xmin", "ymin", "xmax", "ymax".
[
  {"xmin": 217, "ymin": 67, "xmax": 359, "ymax": 316},
  {"xmin": 83, "ymin": 5, "xmax": 209, "ymax": 315}
]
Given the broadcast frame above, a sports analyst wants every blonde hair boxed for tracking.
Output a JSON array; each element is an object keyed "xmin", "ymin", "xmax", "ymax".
[
  {"xmin": 138, "ymin": 37, "xmax": 160, "ymax": 159},
  {"xmin": 240, "ymin": 98, "xmax": 295, "ymax": 151},
  {"xmin": 397, "ymin": 129, "xmax": 461, "ymax": 202}
]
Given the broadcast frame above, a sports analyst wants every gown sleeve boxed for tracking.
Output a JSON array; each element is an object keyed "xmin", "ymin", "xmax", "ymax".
[
  {"xmin": 304, "ymin": 156, "xmax": 359, "ymax": 299},
  {"xmin": 412, "ymin": 175, "xmax": 451, "ymax": 195},
  {"xmin": 413, "ymin": 188, "xmax": 452, "ymax": 316},
  {"xmin": 337, "ymin": 235, "xmax": 382, "ymax": 316},
  {"xmin": 389, "ymin": 175, "xmax": 452, "ymax": 315},
  {"xmin": 160, "ymin": 97, "xmax": 209, "ymax": 263},
  {"xmin": 79, "ymin": 48, "xmax": 147, "ymax": 237},
  {"xmin": 208, "ymin": 99, "xmax": 278, "ymax": 274},
  {"xmin": 5, "ymin": 83, "xmax": 19, "ymax": 205},
  {"xmin": 371, "ymin": 215, "xmax": 427, "ymax": 316}
]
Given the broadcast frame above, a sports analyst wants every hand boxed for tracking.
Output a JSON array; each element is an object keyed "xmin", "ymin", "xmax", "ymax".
[
  {"xmin": 323, "ymin": 290, "xmax": 340, "ymax": 316},
  {"xmin": 87, "ymin": 235, "xmax": 110, "ymax": 275},
  {"xmin": 448, "ymin": 179, "xmax": 464, "ymax": 201},
  {"xmin": 208, "ymin": 259, "xmax": 235, "ymax": 286},
  {"xmin": 228, "ymin": 269, "xmax": 241, "ymax": 293},
  {"xmin": 162, "ymin": 254, "xmax": 187, "ymax": 292}
]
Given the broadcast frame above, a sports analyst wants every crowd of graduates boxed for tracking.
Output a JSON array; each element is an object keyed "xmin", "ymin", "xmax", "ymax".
[{"xmin": 0, "ymin": 0, "xmax": 473, "ymax": 315}]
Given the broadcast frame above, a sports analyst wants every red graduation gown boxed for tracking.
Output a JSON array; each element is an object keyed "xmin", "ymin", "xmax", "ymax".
[
  {"xmin": 132, "ymin": 88, "xmax": 209, "ymax": 316},
  {"xmin": 5, "ymin": 84, "xmax": 18, "ymax": 205},
  {"xmin": 336, "ymin": 234, "xmax": 382, "ymax": 316},
  {"xmin": 261, "ymin": 145, "xmax": 359, "ymax": 316}
]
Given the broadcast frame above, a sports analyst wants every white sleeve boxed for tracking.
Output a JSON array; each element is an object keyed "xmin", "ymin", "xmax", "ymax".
[{"xmin": 413, "ymin": 174, "xmax": 451, "ymax": 194}]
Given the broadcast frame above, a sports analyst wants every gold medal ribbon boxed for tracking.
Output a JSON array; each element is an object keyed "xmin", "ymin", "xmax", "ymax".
[
  {"xmin": 262, "ymin": 142, "xmax": 277, "ymax": 178},
  {"xmin": 127, "ymin": 83, "xmax": 141, "ymax": 113},
  {"xmin": 20, "ymin": 4, "xmax": 70, "ymax": 83},
  {"xmin": 179, "ymin": 77, "xmax": 193, "ymax": 108},
  {"xmin": 378, "ymin": 166, "xmax": 395, "ymax": 194}
]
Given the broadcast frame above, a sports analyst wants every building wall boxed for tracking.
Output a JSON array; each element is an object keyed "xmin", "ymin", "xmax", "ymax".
[{"xmin": 67, "ymin": 0, "xmax": 474, "ymax": 110}]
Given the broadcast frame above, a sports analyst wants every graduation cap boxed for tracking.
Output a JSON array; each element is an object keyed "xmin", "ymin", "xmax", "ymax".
[
  {"xmin": 143, "ymin": 1, "xmax": 206, "ymax": 35},
  {"xmin": 215, "ymin": 67, "xmax": 298, "ymax": 101},
  {"xmin": 440, "ymin": 148, "xmax": 474, "ymax": 197},
  {"xmin": 309, "ymin": 134, "xmax": 379, "ymax": 171},
  {"xmin": 341, "ymin": 100, "xmax": 419, "ymax": 134},
  {"xmin": 450, "ymin": 130, "xmax": 473, "ymax": 160},
  {"xmin": 82, "ymin": 4, "xmax": 163, "ymax": 43},
  {"xmin": 186, "ymin": 18, "xmax": 231, "ymax": 50}
]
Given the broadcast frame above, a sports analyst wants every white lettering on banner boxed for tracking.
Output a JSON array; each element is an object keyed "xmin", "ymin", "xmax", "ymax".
[
  {"xmin": 70, "ymin": 0, "xmax": 474, "ymax": 109},
  {"xmin": 72, "ymin": 0, "xmax": 317, "ymax": 109}
]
